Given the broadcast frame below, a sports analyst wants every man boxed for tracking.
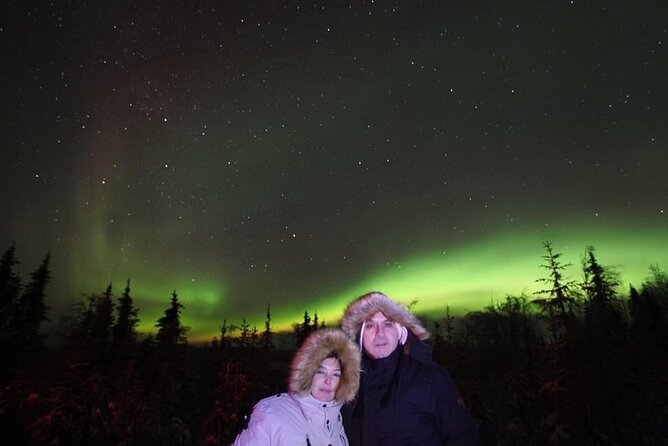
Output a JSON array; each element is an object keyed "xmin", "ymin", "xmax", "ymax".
[{"xmin": 340, "ymin": 291, "xmax": 479, "ymax": 445}]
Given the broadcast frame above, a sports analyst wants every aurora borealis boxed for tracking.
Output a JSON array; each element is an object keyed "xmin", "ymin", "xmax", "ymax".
[{"xmin": 2, "ymin": 1, "xmax": 667, "ymax": 342}]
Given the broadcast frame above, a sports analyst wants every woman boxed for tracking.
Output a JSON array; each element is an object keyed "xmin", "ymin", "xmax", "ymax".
[{"xmin": 233, "ymin": 328, "xmax": 361, "ymax": 446}]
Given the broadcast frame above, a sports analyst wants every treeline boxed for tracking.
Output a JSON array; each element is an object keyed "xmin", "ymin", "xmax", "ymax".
[
  {"xmin": 0, "ymin": 242, "xmax": 667, "ymax": 445},
  {"xmin": 433, "ymin": 243, "xmax": 668, "ymax": 445},
  {"xmin": 0, "ymin": 243, "xmax": 344, "ymax": 445}
]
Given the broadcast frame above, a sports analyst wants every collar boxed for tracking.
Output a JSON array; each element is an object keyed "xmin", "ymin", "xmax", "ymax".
[{"xmin": 363, "ymin": 343, "xmax": 401, "ymax": 372}]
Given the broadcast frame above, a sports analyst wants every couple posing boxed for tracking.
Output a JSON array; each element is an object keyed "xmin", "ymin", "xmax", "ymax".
[{"xmin": 233, "ymin": 291, "xmax": 480, "ymax": 446}]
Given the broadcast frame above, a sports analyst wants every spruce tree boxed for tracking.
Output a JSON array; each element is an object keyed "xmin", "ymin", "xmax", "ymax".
[
  {"xmin": 89, "ymin": 283, "xmax": 115, "ymax": 353},
  {"xmin": 220, "ymin": 319, "xmax": 231, "ymax": 350},
  {"xmin": 443, "ymin": 304, "xmax": 455, "ymax": 344},
  {"xmin": 630, "ymin": 266, "xmax": 668, "ymax": 354},
  {"xmin": 0, "ymin": 243, "xmax": 21, "ymax": 331},
  {"xmin": 533, "ymin": 241, "xmax": 578, "ymax": 340},
  {"xmin": 237, "ymin": 317, "xmax": 251, "ymax": 348},
  {"xmin": 112, "ymin": 279, "xmax": 139, "ymax": 357},
  {"xmin": 13, "ymin": 252, "xmax": 51, "ymax": 355},
  {"xmin": 261, "ymin": 303, "xmax": 273, "ymax": 352},
  {"xmin": 581, "ymin": 246, "xmax": 625, "ymax": 349},
  {"xmin": 68, "ymin": 293, "xmax": 95, "ymax": 349},
  {"xmin": 295, "ymin": 310, "xmax": 312, "ymax": 347},
  {"xmin": 156, "ymin": 290, "xmax": 189, "ymax": 349}
]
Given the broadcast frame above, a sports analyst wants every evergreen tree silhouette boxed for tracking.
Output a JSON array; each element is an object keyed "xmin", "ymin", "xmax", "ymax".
[
  {"xmin": 237, "ymin": 317, "xmax": 251, "ymax": 348},
  {"xmin": 443, "ymin": 304, "xmax": 455, "ymax": 344},
  {"xmin": 66, "ymin": 284, "xmax": 116, "ymax": 365},
  {"xmin": 69, "ymin": 293, "xmax": 95, "ymax": 345},
  {"xmin": 250, "ymin": 324, "xmax": 259, "ymax": 348},
  {"xmin": 0, "ymin": 243, "xmax": 21, "ymax": 332},
  {"xmin": 261, "ymin": 303, "xmax": 273, "ymax": 352},
  {"xmin": 219, "ymin": 319, "xmax": 233, "ymax": 351},
  {"xmin": 581, "ymin": 246, "xmax": 626, "ymax": 351},
  {"xmin": 111, "ymin": 279, "xmax": 139, "ymax": 359},
  {"xmin": 629, "ymin": 266, "xmax": 668, "ymax": 354},
  {"xmin": 12, "ymin": 252, "xmax": 51, "ymax": 358},
  {"xmin": 643, "ymin": 264, "xmax": 668, "ymax": 304},
  {"xmin": 89, "ymin": 283, "xmax": 115, "ymax": 356},
  {"xmin": 533, "ymin": 241, "xmax": 579, "ymax": 340},
  {"xmin": 582, "ymin": 247, "xmax": 619, "ymax": 303},
  {"xmin": 156, "ymin": 290, "xmax": 189, "ymax": 349},
  {"xmin": 294, "ymin": 310, "xmax": 312, "ymax": 347}
]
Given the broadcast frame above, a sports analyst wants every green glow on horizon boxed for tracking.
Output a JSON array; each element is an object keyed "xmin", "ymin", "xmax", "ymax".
[
  {"xmin": 64, "ymin": 218, "xmax": 667, "ymax": 343},
  {"xmin": 68, "ymin": 210, "xmax": 229, "ymax": 339},
  {"xmin": 266, "ymin": 221, "xmax": 668, "ymax": 337}
]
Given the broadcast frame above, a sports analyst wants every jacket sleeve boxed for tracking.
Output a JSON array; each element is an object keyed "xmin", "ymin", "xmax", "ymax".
[
  {"xmin": 431, "ymin": 367, "xmax": 480, "ymax": 446},
  {"xmin": 232, "ymin": 403, "xmax": 273, "ymax": 446}
]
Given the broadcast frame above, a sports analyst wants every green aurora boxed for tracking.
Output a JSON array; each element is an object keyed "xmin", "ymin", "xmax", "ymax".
[{"xmin": 53, "ymin": 218, "xmax": 666, "ymax": 343}]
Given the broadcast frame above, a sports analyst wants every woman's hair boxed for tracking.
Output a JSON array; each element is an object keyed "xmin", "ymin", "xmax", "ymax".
[{"xmin": 324, "ymin": 351, "xmax": 340, "ymax": 361}]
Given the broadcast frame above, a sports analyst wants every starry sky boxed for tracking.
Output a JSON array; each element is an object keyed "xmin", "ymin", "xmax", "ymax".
[{"xmin": 2, "ymin": 0, "xmax": 667, "ymax": 342}]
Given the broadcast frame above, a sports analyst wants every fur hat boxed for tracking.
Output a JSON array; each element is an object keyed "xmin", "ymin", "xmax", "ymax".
[
  {"xmin": 289, "ymin": 328, "xmax": 361, "ymax": 403},
  {"xmin": 341, "ymin": 291, "xmax": 430, "ymax": 342}
]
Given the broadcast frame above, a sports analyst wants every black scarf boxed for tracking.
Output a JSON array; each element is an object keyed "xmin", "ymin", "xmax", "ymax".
[{"xmin": 354, "ymin": 345, "xmax": 403, "ymax": 445}]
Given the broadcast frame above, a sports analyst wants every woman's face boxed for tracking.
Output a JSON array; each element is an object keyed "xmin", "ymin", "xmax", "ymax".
[{"xmin": 310, "ymin": 357, "xmax": 342, "ymax": 402}]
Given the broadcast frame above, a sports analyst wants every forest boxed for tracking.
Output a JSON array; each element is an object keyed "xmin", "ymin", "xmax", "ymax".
[{"xmin": 0, "ymin": 242, "xmax": 666, "ymax": 445}]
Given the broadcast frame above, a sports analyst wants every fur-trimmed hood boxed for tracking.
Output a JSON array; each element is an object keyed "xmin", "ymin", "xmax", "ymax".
[
  {"xmin": 341, "ymin": 291, "xmax": 430, "ymax": 342},
  {"xmin": 289, "ymin": 328, "xmax": 361, "ymax": 404}
]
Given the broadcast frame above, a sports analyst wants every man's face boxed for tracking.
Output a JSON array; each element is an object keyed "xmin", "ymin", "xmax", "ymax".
[{"xmin": 362, "ymin": 311, "xmax": 400, "ymax": 359}]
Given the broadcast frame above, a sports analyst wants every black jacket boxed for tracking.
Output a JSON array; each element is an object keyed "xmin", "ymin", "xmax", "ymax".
[{"xmin": 342, "ymin": 342, "xmax": 479, "ymax": 446}]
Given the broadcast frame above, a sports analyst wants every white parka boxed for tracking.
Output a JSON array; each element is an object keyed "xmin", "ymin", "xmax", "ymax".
[
  {"xmin": 233, "ymin": 329, "xmax": 360, "ymax": 446},
  {"xmin": 232, "ymin": 392, "xmax": 347, "ymax": 446}
]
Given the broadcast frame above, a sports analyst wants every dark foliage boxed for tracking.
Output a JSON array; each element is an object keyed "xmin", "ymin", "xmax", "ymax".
[
  {"xmin": 0, "ymin": 251, "xmax": 51, "ymax": 374},
  {"xmin": 0, "ymin": 243, "xmax": 21, "ymax": 333},
  {"xmin": 0, "ymin": 243, "xmax": 666, "ymax": 445}
]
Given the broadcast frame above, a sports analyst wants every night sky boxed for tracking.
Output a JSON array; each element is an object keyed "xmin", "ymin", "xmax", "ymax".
[{"xmin": 2, "ymin": 0, "xmax": 667, "ymax": 341}]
